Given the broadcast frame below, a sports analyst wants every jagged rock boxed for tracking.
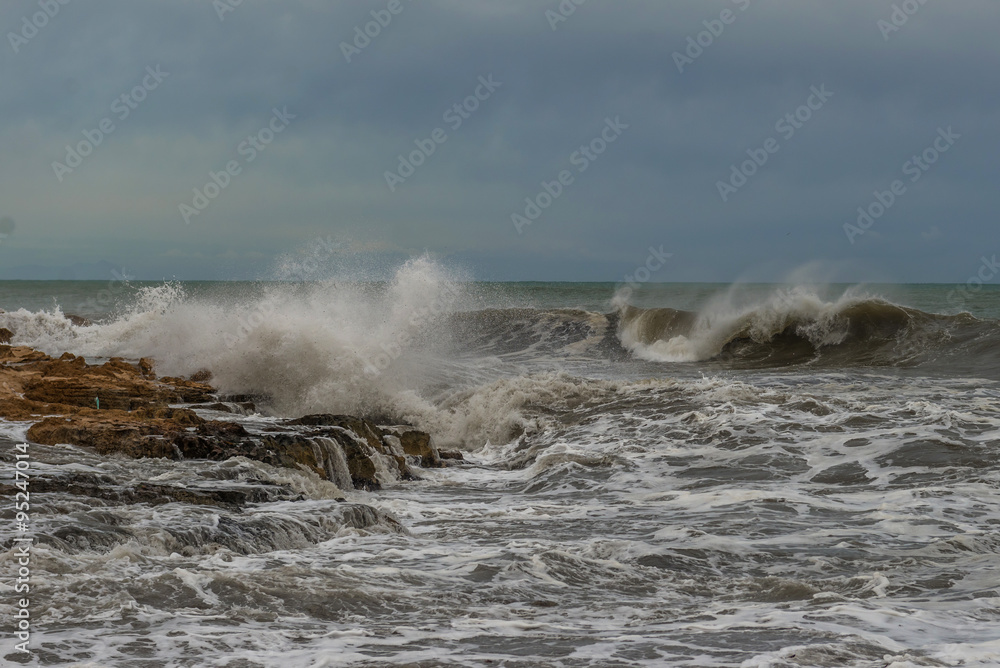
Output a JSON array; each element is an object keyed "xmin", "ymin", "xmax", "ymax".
[
  {"xmin": 157, "ymin": 376, "xmax": 216, "ymax": 403},
  {"xmin": 288, "ymin": 415, "xmax": 420, "ymax": 484},
  {"xmin": 2, "ymin": 350, "xmax": 214, "ymax": 420},
  {"xmin": 190, "ymin": 369, "xmax": 213, "ymax": 382},
  {"xmin": 27, "ymin": 413, "xmax": 180, "ymax": 459},
  {"xmin": 5, "ymin": 346, "xmax": 433, "ymax": 493},
  {"xmin": 139, "ymin": 357, "xmax": 156, "ymax": 379},
  {"xmin": 131, "ymin": 406, "xmax": 203, "ymax": 425},
  {"xmin": 288, "ymin": 414, "xmax": 383, "ymax": 449},
  {"xmin": 0, "ymin": 327, "xmax": 13, "ymax": 344},
  {"xmin": 381, "ymin": 425, "xmax": 443, "ymax": 467},
  {"xmin": 191, "ymin": 402, "xmax": 235, "ymax": 413},
  {"xmin": 0, "ymin": 345, "xmax": 49, "ymax": 363},
  {"xmin": 2, "ymin": 472, "xmax": 305, "ymax": 510}
]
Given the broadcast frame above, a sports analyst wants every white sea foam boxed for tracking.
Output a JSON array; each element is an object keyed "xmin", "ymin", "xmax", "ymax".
[{"xmin": 615, "ymin": 284, "xmax": 878, "ymax": 362}]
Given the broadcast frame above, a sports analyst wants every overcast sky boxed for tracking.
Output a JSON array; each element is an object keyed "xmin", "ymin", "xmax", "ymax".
[{"xmin": 0, "ymin": 0, "xmax": 997, "ymax": 282}]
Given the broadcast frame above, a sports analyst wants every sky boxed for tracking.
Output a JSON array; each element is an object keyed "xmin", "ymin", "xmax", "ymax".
[{"xmin": 0, "ymin": 0, "xmax": 997, "ymax": 283}]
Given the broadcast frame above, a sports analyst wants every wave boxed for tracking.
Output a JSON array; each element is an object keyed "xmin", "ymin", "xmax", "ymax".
[
  {"xmin": 3, "ymin": 268, "xmax": 1000, "ymax": 451},
  {"xmin": 616, "ymin": 287, "xmax": 999, "ymax": 373}
]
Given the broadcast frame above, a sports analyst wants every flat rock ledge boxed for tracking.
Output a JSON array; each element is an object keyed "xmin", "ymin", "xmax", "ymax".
[{"xmin": 1, "ymin": 344, "xmax": 459, "ymax": 491}]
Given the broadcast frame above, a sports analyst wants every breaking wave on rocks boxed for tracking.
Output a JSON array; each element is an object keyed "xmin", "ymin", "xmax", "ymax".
[
  {"xmin": 2, "ymin": 263, "xmax": 1000, "ymax": 451},
  {"xmin": 5, "ymin": 267, "xmax": 1000, "ymax": 666}
]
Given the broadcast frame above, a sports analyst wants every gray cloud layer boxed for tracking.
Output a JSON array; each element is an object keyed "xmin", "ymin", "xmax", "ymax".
[{"xmin": 1, "ymin": 0, "xmax": 997, "ymax": 282}]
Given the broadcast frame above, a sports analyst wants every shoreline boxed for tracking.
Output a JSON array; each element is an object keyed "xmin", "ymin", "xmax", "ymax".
[{"xmin": 0, "ymin": 343, "xmax": 457, "ymax": 502}]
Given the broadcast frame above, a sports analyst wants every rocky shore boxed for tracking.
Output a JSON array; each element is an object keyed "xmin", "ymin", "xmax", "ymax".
[{"xmin": 0, "ymin": 343, "xmax": 458, "ymax": 500}]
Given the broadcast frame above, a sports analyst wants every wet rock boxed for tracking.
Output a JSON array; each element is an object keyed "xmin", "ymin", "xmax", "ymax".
[
  {"xmin": 131, "ymin": 406, "xmax": 203, "ymax": 426},
  {"xmin": 156, "ymin": 376, "xmax": 216, "ymax": 403},
  {"xmin": 289, "ymin": 414, "xmax": 383, "ymax": 448},
  {"xmin": 288, "ymin": 414, "xmax": 421, "ymax": 485},
  {"xmin": 0, "ymin": 327, "xmax": 13, "ymax": 344},
  {"xmin": 381, "ymin": 425, "xmax": 443, "ymax": 467},
  {"xmin": 4, "ymin": 351, "xmax": 214, "ymax": 418},
  {"xmin": 5, "ymin": 346, "xmax": 432, "ymax": 493},
  {"xmin": 65, "ymin": 314, "xmax": 92, "ymax": 327},
  {"xmin": 27, "ymin": 414, "xmax": 179, "ymax": 459},
  {"xmin": 190, "ymin": 402, "xmax": 235, "ymax": 413},
  {"xmin": 2, "ymin": 472, "xmax": 305, "ymax": 510},
  {"xmin": 138, "ymin": 357, "xmax": 156, "ymax": 379}
]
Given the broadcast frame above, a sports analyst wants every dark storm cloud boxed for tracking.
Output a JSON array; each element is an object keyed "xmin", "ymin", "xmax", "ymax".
[{"xmin": 1, "ymin": 0, "xmax": 997, "ymax": 282}]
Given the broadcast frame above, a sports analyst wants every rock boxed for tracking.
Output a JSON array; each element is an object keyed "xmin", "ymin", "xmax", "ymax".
[
  {"xmin": 288, "ymin": 414, "xmax": 383, "ymax": 448},
  {"xmin": 0, "ymin": 348, "xmax": 213, "ymax": 421},
  {"xmin": 439, "ymin": 449, "xmax": 465, "ymax": 461},
  {"xmin": 5, "ymin": 471, "xmax": 305, "ymax": 510},
  {"xmin": 0, "ymin": 327, "xmax": 13, "ymax": 344},
  {"xmin": 191, "ymin": 402, "xmax": 235, "ymax": 413},
  {"xmin": 157, "ymin": 377, "xmax": 216, "ymax": 403},
  {"xmin": 27, "ymin": 413, "xmax": 180, "ymax": 459},
  {"xmin": 220, "ymin": 393, "xmax": 267, "ymax": 404},
  {"xmin": 139, "ymin": 358, "xmax": 156, "ymax": 379},
  {"xmin": 4, "ymin": 346, "xmax": 433, "ymax": 494},
  {"xmin": 288, "ymin": 415, "xmax": 420, "ymax": 484},
  {"xmin": 190, "ymin": 369, "xmax": 213, "ymax": 382},
  {"xmin": 381, "ymin": 425, "xmax": 443, "ymax": 468},
  {"xmin": 131, "ymin": 405, "xmax": 203, "ymax": 425}
]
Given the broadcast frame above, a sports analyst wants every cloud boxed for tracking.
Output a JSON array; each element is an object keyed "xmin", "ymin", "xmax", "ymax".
[{"xmin": 1, "ymin": 0, "xmax": 998, "ymax": 282}]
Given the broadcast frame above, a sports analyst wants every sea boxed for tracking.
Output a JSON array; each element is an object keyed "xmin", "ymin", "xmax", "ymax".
[{"xmin": 2, "ymin": 261, "xmax": 1000, "ymax": 667}]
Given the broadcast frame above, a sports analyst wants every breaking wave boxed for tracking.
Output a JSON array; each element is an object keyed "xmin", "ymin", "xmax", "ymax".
[{"xmin": 3, "ymin": 265, "xmax": 999, "ymax": 450}]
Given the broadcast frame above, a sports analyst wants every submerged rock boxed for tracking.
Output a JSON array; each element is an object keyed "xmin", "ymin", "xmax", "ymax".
[{"xmin": 65, "ymin": 314, "xmax": 92, "ymax": 327}]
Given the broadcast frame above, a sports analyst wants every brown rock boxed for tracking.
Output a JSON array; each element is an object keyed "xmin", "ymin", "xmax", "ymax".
[
  {"xmin": 3, "ymin": 345, "xmax": 429, "ymax": 494},
  {"xmin": 0, "ymin": 328, "xmax": 13, "ymax": 344},
  {"xmin": 158, "ymin": 377, "xmax": 216, "ymax": 403},
  {"xmin": 27, "ymin": 414, "xmax": 178, "ymax": 459},
  {"xmin": 382, "ymin": 425, "xmax": 443, "ymax": 468},
  {"xmin": 288, "ymin": 414, "xmax": 421, "ymax": 483},
  {"xmin": 139, "ymin": 358, "xmax": 156, "ymax": 379},
  {"xmin": 289, "ymin": 414, "xmax": 384, "ymax": 450}
]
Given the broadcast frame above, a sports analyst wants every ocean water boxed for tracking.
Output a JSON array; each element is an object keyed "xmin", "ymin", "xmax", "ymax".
[{"xmin": 2, "ymin": 263, "xmax": 1000, "ymax": 667}]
